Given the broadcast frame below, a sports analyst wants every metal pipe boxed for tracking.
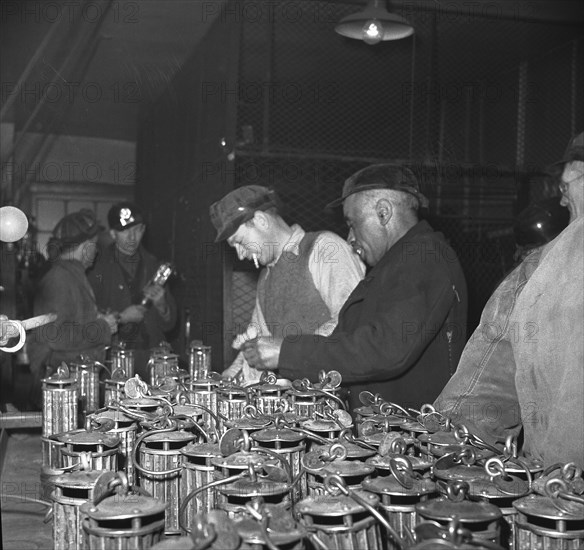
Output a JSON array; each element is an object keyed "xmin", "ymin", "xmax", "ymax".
[{"xmin": 0, "ymin": 411, "xmax": 43, "ymax": 430}]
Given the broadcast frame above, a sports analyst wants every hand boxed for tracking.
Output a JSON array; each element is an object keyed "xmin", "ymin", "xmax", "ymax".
[
  {"xmin": 143, "ymin": 284, "xmax": 170, "ymax": 319},
  {"xmin": 143, "ymin": 283, "xmax": 166, "ymax": 308},
  {"xmin": 242, "ymin": 336, "xmax": 283, "ymax": 371},
  {"xmin": 119, "ymin": 305, "xmax": 147, "ymax": 323},
  {"xmin": 232, "ymin": 325, "xmax": 260, "ymax": 350},
  {"xmin": 99, "ymin": 312, "xmax": 119, "ymax": 335}
]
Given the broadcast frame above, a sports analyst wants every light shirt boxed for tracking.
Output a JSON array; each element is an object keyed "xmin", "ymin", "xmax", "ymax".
[{"xmin": 225, "ymin": 224, "xmax": 365, "ymax": 384}]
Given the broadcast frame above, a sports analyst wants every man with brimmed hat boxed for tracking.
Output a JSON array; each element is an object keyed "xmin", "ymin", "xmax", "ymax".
[
  {"xmin": 435, "ymin": 132, "xmax": 584, "ymax": 468},
  {"xmin": 210, "ymin": 185, "xmax": 365, "ymax": 384},
  {"xmin": 27, "ymin": 209, "xmax": 119, "ymax": 409},
  {"xmin": 241, "ymin": 165, "xmax": 468, "ymax": 411},
  {"xmin": 87, "ymin": 201, "xmax": 177, "ymax": 381}
]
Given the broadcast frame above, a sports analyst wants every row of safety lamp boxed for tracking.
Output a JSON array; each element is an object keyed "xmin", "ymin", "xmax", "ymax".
[{"xmin": 40, "ymin": 360, "xmax": 584, "ymax": 550}]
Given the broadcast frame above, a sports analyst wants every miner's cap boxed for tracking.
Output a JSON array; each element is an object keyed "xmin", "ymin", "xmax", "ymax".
[
  {"xmin": 327, "ymin": 164, "xmax": 429, "ymax": 209},
  {"xmin": 108, "ymin": 202, "xmax": 145, "ymax": 231},
  {"xmin": 209, "ymin": 185, "xmax": 278, "ymax": 242}
]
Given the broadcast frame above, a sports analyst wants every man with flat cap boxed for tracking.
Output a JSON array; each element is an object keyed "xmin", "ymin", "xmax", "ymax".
[
  {"xmin": 435, "ymin": 132, "xmax": 584, "ymax": 468},
  {"xmin": 242, "ymin": 165, "xmax": 468, "ymax": 411},
  {"xmin": 210, "ymin": 185, "xmax": 365, "ymax": 384},
  {"xmin": 87, "ymin": 201, "xmax": 177, "ymax": 380}
]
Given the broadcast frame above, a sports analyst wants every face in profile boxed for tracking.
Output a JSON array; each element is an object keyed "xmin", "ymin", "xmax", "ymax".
[
  {"xmin": 111, "ymin": 223, "xmax": 145, "ymax": 256},
  {"xmin": 343, "ymin": 193, "xmax": 387, "ymax": 267},
  {"xmin": 559, "ymin": 160, "xmax": 584, "ymax": 223},
  {"xmin": 80, "ymin": 235, "xmax": 99, "ymax": 268}
]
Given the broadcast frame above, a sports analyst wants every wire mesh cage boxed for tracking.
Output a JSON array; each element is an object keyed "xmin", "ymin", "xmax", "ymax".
[{"xmin": 225, "ymin": 0, "xmax": 583, "ymax": 335}]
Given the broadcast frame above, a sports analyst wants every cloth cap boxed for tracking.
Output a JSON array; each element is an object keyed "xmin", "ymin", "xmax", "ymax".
[
  {"xmin": 108, "ymin": 202, "xmax": 144, "ymax": 231},
  {"xmin": 327, "ymin": 164, "xmax": 429, "ymax": 209},
  {"xmin": 52, "ymin": 209, "xmax": 100, "ymax": 247},
  {"xmin": 209, "ymin": 186, "xmax": 278, "ymax": 242}
]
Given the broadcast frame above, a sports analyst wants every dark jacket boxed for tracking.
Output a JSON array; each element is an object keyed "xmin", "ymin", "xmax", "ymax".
[
  {"xmin": 278, "ymin": 221, "xmax": 468, "ymax": 411},
  {"xmin": 87, "ymin": 244, "xmax": 177, "ymax": 370},
  {"xmin": 28, "ymin": 259, "xmax": 112, "ymax": 377}
]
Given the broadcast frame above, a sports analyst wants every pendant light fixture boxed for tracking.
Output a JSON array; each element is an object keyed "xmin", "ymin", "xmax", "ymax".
[{"xmin": 335, "ymin": 0, "xmax": 415, "ymax": 45}]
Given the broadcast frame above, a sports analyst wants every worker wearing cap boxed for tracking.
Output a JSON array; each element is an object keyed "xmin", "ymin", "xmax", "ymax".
[
  {"xmin": 27, "ymin": 209, "xmax": 119, "ymax": 409},
  {"xmin": 210, "ymin": 185, "xmax": 365, "ymax": 385},
  {"xmin": 241, "ymin": 165, "xmax": 468, "ymax": 410},
  {"xmin": 435, "ymin": 132, "xmax": 584, "ymax": 467},
  {"xmin": 87, "ymin": 202, "xmax": 177, "ymax": 380}
]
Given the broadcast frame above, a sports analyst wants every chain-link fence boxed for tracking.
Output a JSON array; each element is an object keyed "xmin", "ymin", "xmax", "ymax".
[{"xmin": 227, "ymin": 0, "xmax": 583, "ymax": 334}]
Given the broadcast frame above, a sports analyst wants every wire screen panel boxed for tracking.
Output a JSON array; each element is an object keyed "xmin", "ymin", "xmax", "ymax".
[{"xmin": 229, "ymin": 0, "xmax": 583, "ymax": 333}]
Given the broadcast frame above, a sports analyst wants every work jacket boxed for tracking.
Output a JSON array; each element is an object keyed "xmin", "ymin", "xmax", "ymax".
[
  {"xmin": 436, "ymin": 216, "xmax": 584, "ymax": 467},
  {"xmin": 279, "ymin": 220, "xmax": 468, "ymax": 412}
]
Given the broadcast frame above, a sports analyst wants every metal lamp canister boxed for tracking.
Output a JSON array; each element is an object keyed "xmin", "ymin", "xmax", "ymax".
[
  {"xmin": 57, "ymin": 429, "xmax": 120, "ymax": 472},
  {"xmin": 464, "ymin": 456, "xmax": 533, "ymax": 550},
  {"xmin": 296, "ymin": 490, "xmax": 383, "ymax": 550},
  {"xmin": 180, "ymin": 442, "xmax": 222, "ymax": 526},
  {"xmin": 172, "ymin": 403, "xmax": 205, "ymax": 440},
  {"xmin": 135, "ymin": 430, "xmax": 196, "ymax": 535},
  {"xmin": 111, "ymin": 347, "xmax": 135, "ymax": 380},
  {"xmin": 148, "ymin": 352, "xmax": 181, "ymax": 387},
  {"xmin": 70, "ymin": 356, "xmax": 106, "ymax": 415},
  {"xmin": 286, "ymin": 388, "xmax": 319, "ymax": 418},
  {"xmin": 236, "ymin": 515, "xmax": 306, "ymax": 550},
  {"xmin": 513, "ymin": 492, "xmax": 584, "ymax": 550},
  {"xmin": 41, "ymin": 365, "xmax": 79, "ymax": 499},
  {"xmin": 212, "ymin": 451, "xmax": 271, "ymax": 486},
  {"xmin": 303, "ymin": 451, "xmax": 375, "ymax": 497},
  {"xmin": 40, "ymin": 435, "xmax": 66, "ymax": 502},
  {"xmin": 217, "ymin": 385, "xmax": 249, "ymax": 427},
  {"xmin": 187, "ymin": 378, "xmax": 220, "ymax": 432},
  {"xmin": 217, "ymin": 477, "xmax": 292, "ymax": 521},
  {"xmin": 250, "ymin": 426, "xmax": 307, "ymax": 503},
  {"xmin": 188, "ymin": 342, "xmax": 211, "ymax": 381},
  {"xmin": 104, "ymin": 367, "xmax": 128, "ymax": 407},
  {"xmin": 51, "ymin": 470, "xmax": 104, "ymax": 550},
  {"xmin": 415, "ymin": 482, "xmax": 503, "ymax": 546},
  {"xmin": 81, "ymin": 493, "xmax": 167, "ymax": 549},
  {"xmin": 300, "ymin": 419, "xmax": 344, "ymax": 450},
  {"xmin": 42, "ymin": 365, "xmax": 79, "ymax": 439},
  {"xmin": 247, "ymin": 376, "xmax": 292, "ymax": 417},
  {"xmin": 120, "ymin": 396, "xmax": 160, "ymax": 415},
  {"xmin": 88, "ymin": 408, "xmax": 139, "ymax": 486},
  {"xmin": 362, "ymin": 473, "xmax": 437, "ymax": 550}
]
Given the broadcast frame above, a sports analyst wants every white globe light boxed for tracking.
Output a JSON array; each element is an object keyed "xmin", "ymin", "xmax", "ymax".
[{"xmin": 0, "ymin": 206, "xmax": 29, "ymax": 242}]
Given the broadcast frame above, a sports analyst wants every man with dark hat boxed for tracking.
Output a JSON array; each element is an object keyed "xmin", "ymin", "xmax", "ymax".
[
  {"xmin": 27, "ymin": 209, "xmax": 119, "ymax": 409},
  {"xmin": 87, "ymin": 201, "xmax": 177, "ymax": 380},
  {"xmin": 241, "ymin": 165, "xmax": 468, "ymax": 410},
  {"xmin": 210, "ymin": 185, "xmax": 365, "ymax": 384},
  {"xmin": 435, "ymin": 132, "xmax": 584, "ymax": 468}
]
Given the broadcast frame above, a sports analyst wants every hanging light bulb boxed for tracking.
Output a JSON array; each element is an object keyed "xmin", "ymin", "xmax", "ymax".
[
  {"xmin": 335, "ymin": 0, "xmax": 414, "ymax": 44},
  {"xmin": 362, "ymin": 19, "xmax": 384, "ymax": 45},
  {"xmin": 0, "ymin": 206, "xmax": 29, "ymax": 243}
]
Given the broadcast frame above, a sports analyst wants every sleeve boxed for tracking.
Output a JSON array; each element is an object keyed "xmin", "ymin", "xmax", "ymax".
[
  {"xmin": 32, "ymin": 271, "xmax": 111, "ymax": 355},
  {"xmin": 279, "ymin": 251, "xmax": 455, "ymax": 384},
  {"xmin": 434, "ymin": 263, "xmax": 527, "ymax": 448},
  {"xmin": 309, "ymin": 232, "xmax": 365, "ymax": 336},
  {"xmin": 225, "ymin": 287, "xmax": 273, "ymax": 385},
  {"xmin": 155, "ymin": 287, "xmax": 177, "ymax": 332}
]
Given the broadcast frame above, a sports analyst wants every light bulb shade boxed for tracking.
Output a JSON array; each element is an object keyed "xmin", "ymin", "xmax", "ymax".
[
  {"xmin": 0, "ymin": 206, "xmax": 29, "ymax": 243},
  {"xmin": 335, "ymin": 0, "xmax": 414, "ymax": 42}
]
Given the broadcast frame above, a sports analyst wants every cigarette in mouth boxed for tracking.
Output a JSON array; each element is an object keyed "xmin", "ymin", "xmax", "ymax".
[{"xmin": 252, "ymin": 253, "xmax": 260, "ymax": 269}]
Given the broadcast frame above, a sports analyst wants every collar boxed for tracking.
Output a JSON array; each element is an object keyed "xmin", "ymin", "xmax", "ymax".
[
  {"xmin": 372, "ymin": 220, "xmax": 435, "ymax": 273},
  {"xmin": 266, "ymin": 224, "xmax": 305, "ymax": 268}
]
